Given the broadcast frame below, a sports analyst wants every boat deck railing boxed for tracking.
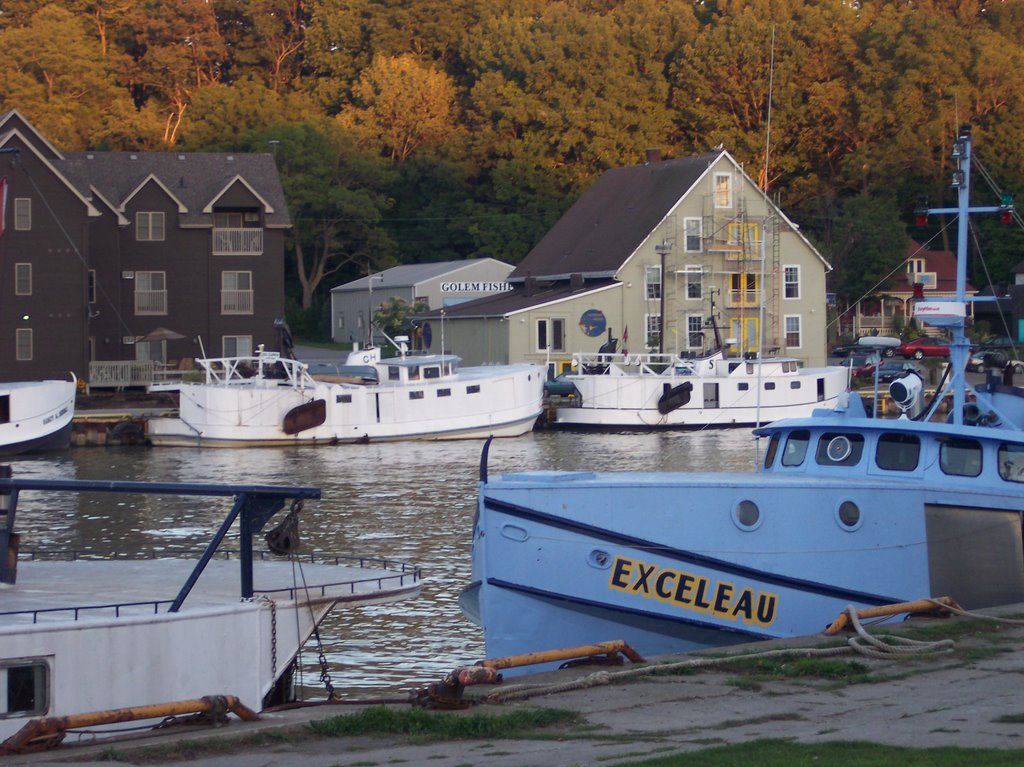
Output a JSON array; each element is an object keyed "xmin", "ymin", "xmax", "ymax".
[
  {"xmin": 571, "ymin": 351, "xmax": 699, "ymax": 376},
  {"xmin": 196, "ymin": 352, "xmax": 316, "ymax": 389}
]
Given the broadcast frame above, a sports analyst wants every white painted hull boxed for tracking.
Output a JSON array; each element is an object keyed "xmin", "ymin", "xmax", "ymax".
[
  {"xmin": 553, "ymin": 365, "xmax": 848, "ymax": 428},
  {"xmin": 0, "ymin": 558, "xmax": 421, "ymax": 741},
  {"xmin": 147, "ymin": 364, "xmax": 545, "ymax": 447},
  {"xmin": 0, "ymin": 379, "xmax": 76, "ymax": 455}
]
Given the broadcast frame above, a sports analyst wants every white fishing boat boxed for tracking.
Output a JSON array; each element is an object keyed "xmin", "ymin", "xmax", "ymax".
[
  {"xmin": 0, "ymin": 379, "xmax": 76, "ymax": 456},
  {"xmin": 0, "ymin": 472, "xmax": 422, "ymax": 749},
  {"xmin": 464, "ymin": 125, "xmax": 1024, "ymax": 671},
  {"xmin": 147, "ymin": 344, "xmax": 545, "ymax": 447},
  {"xmin": 548, "ymin": 349, "xmax": 848, "ymax": 428}
]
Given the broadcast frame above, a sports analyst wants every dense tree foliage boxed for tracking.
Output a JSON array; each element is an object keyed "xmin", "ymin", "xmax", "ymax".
[{"xmin": 2, "ymin": 0, "xmax": 1023, "ymax": 335}]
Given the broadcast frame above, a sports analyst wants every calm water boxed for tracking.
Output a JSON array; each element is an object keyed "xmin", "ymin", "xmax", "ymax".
[{"xmin": 5, "ymin": 428, "xmax": 760, "ymax": 698}]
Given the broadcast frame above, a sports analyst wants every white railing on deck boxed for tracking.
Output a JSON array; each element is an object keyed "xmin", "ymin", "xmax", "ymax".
[{"xmin": 213, "ymin": 228, "xmax": 263, "ymax": 256}]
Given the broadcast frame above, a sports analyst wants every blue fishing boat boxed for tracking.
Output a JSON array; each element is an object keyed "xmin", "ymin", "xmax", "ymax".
[{"xmin": 463, "ymin": 125, "xmax": 1024, "ymax": 668}]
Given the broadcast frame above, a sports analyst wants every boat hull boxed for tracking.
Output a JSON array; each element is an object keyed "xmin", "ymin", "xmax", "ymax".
[
  {"xmin": 552, "ymin": 366, "xmax": 848, "ymax": 428},
  {"xmin": 0, "ymin": 380, "xmax": 76, "ymax": 455},
  {"xmin": 469, "ymin": 470, "xmax": 1024, "ymax": 672},
  {"xmin": 147, "ymin": 364, "xmax": 544, "ymax": 447}
]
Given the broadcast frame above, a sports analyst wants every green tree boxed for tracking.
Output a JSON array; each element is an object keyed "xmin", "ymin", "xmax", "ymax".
[
  {"xmin": 373, "ymin": 296, "xmax": 429, "ymax": 341},
  {"xmin": 0, "ymin": 5, "xmax": 139, "ymax": 149},
  {"xmin": 245, "ymin": 122, "xmax": 398, "ymax": 310}
]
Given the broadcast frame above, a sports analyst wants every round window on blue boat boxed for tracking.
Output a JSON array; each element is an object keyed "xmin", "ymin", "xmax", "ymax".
[
  {"xmin": 734, "ymin": 500, "xmax": 761, "ymax": 530},
  {"xmin": 837, "ymin": 501, "xmax": 862, "ymax": 530}
]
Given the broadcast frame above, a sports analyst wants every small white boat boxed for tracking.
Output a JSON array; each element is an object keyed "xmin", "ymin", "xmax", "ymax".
[
  {"xmin": 0, "ymin": 379, "xmax": 76, "ymax": 456},
  {"xmin": 548, "ymin": 350, "xmax": 848, "ymax": 428},
  {"xmin": 147, "ymin": 346, "xmax": 545, "ymax": 447},
  {"xmin": 0, "ymin": 473, "xmax": 422, "ymax": 746}
]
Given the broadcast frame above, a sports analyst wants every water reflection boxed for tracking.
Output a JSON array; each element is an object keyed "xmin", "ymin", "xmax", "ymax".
[{"xmin": 5, "ymin": 429, "xmax": 761, "ymax": 697}]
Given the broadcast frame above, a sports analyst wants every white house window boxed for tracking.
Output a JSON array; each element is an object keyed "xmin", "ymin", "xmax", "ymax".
[
  {"xmin": 645, "ymin": 313, "xmax": 662, "ymax": 349},
  {"xmin": 135, "ymin": 271, "xmax": 167, "ymax": 314},
  {"xmin": 14, "ymin": 198, "xmax": 31, "ymax": 230},
  {"xmin": 15, "ymin": 328, "xmax": 32, "ymax": 361},
  {"xmin": 684, "ymin": 218, "xmax": 702, "ymax": 252},
  {"xmin": 784, "ymin": 266, "xmax": 800, "ymax": 299},
  {"xmin": 687, "ymin": 314, "xmax": 704, "ymax": 349},
  {"xmin": 908, "ymin": 258, "xmax": 925, "ymax": 274},
  {"xmin": 685, "ymin": 266, "xmax": 703, "ymax": 300},
  {"xmin": 135, "ymin": 339, "xmax": 165, "ymax": 363},
  {"xmin": 714, "ymin": 173, "xmax": 732, "ymax": 208},
  {"xmin": 645, "ymin": 265, "xmax": 662, "ymax": 300},
  {"xmin": 536, "ymin": 318, "xmax": 565, "ymax": 352},
  {"xmin": 14, "ymin": 263, "xmax": 31, "ymax": 295},
  {"xmin": 785, "ymin": 315, "xmax": 801, "ymax": 348},
  {"xmin": 221, "ymin": 271, "xmax": 254, "ymax": 314},
  {"xmin": 136, "ymin": 211, "xmax": 165, "ymax": 241},
  {"xmin": 223, "ymin": 335, "xmax": 253, "ymax": 356}
]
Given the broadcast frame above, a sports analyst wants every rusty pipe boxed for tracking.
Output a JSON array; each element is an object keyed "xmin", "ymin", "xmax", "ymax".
[
  {"xmin": 477, "ymin": 640, "xmax": 645, "ymax": 670},
  {"xmin": 825, "ymin": 596, "xmax": 961, "ymax": 635}
]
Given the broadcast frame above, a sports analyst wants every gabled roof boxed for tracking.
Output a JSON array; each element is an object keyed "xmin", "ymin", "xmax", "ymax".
[
  {"xmin": 332, "ymin": 259, "xmax": 512, "ymax": 292},
  {"xmin": 0, "ymin": 109, "xmax": 64, "ymax": 161},
  {"xmin": 56, "ymin": 151, "xmax": 291, "ymax": 228},
  {"xmin": 881, "ymin": 240, "xmax": 974, "ymax": 294},
  {"xmin": 203, "ymin": 175, "xmax": 274, "ymax": 214},
  {"xmin": 0, "ymin": 128, "xmax": 101, "ymax": 217},
  {"xmin": 416, "ymin": 279, "xmax": 620, "ymax": 320},
  {"xmin": 120, "ymin": 173, "xmax": 188, "ymax": 213},
  {"xmin": 510, "ymin": 152, "xmax": 723, "ymax": 281}
]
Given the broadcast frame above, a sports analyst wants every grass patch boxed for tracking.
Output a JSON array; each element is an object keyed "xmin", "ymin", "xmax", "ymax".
[
  {"xmin": 994, "ymin": 713, "xmax": 1024, "ymax": 724},
  {"xmin": 714, "ymin": 656, "xmax": 872, "ymax": 683},
  {"xmin": 609, "ymin": 738, "xmax": 1024, "ymax": 766},
  {"xmin": 65, "ymin": 730, "xmax": 307, "ymax": 764},
  {"xmin": 891, "ymin": 617, "xmax": 1008, "ymax": 642},
  {"xmin": 308, "ymin": 705, "xmax": 581, "ymax": 741}
]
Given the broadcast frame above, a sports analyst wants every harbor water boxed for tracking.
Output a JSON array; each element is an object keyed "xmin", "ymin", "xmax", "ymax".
[{"xmin": 5, "ymin": 428, "xmax": 761, "ymax": 698}]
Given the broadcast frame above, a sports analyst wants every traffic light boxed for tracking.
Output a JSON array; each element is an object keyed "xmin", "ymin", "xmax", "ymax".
[{"xmin": 1000, "ymin": 193, "xmax": 1014, "ymax": 225}]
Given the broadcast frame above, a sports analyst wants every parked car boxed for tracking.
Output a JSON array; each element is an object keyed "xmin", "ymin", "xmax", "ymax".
[
  {"xmin": 875, "ymin": 360, "xmax": 926, "ymax": 383},
  {"xmin": 895, "ymin": 337, "xmax": 950, "ymax": 359},
  {"xmin": 842, "ymin": 355, "xmax": 875, "ymax": 377},
  {"xmin": 831, "ymin": 342, "xmax": 862, "ymax": 358}
]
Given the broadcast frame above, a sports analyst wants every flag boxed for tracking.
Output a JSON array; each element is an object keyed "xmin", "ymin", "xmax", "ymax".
[
  {"xmin": 0, "ymin": 177, "xmax": 7, "ymax": 239},
  {"xmin": 622, "ymin": 325, "xmax": 628, "ymax": 357}
]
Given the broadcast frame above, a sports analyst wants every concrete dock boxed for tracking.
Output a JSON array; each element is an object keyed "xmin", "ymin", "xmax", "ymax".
[{"xmin": 8, "ymin": 603, "xmax": 1024, "ymax": 766}]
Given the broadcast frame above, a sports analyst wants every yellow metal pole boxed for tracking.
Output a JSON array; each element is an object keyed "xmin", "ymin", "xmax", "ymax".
[
  {"xmin": 824, "ymin": 596, "xmax": 961, "ymax": 635},
  {"xmin": 478, "ymin": 640, "xmax": 645, "ymax": 670}
]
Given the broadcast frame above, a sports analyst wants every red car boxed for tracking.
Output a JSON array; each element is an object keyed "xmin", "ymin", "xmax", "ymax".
[{"xmin": 895, "ymin": 337, "xmax": 950, "ymax": 360}]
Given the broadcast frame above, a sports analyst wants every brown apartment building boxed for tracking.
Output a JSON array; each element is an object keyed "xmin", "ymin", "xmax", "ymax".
[{"xmin": 0, "ymin": 109, "xmax": 289, "ymax": 383}]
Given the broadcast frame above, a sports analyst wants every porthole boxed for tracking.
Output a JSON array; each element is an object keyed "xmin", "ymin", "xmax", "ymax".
[
  {"xmin": 836, "ymin": 501, "xmax": 862, "ymax": 531},
  {"xmin": 826, "ymin": 435, "xmax": 852, "ymax": 462},
  {"xmin": 733, "ymin": 500, "xmax": 762, "ymax": 530},
  {"xmin": 588, "ymin": 550, "xmax": 611, "ymax": 569}
]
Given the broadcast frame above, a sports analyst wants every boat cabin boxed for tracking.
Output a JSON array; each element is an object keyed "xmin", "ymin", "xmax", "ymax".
[{"xmin": 378, "ymin": 354, "xmax": 461, "ymax": 385}]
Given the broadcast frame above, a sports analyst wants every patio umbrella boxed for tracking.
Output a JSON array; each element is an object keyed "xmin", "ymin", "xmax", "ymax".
[{"xmin": 138, "ymin": 327, "xmax": 186, "ymax": 342}]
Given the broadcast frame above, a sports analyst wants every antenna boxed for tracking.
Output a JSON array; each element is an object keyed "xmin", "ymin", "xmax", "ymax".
[{"xmin": 761, "ymin": 25, "xmax": 776, "ymax": 193}]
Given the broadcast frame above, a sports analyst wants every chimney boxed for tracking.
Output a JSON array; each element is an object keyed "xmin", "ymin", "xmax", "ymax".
[
  {"xmin": 525, "ymin": 276, "xmax": 536, "ymax": 296},
  {"xmin": 645, "ymin": 148, "xmax": 662, "ymax": 164}
]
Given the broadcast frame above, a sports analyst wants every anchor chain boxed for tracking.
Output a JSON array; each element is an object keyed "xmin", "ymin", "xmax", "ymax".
[{"xmin": 312, "ymin": 622, "xmax": 338, "ymax": 700}]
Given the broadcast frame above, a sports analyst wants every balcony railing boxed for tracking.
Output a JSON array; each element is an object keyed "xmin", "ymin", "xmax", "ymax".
[
  {"xmin": 726, "ymin": 290, "xmax": 760, "ymax": 308},
  {"xmin": 221, "ymin": 289, "xmax": 254, "ymax": 314},
  {"xmin": 135, "ymin": 290, "xmax": 167, "ymax": 315},
  {"xmin": 213, "ymin": 228, "xmax": 263, "ymax": 256}
]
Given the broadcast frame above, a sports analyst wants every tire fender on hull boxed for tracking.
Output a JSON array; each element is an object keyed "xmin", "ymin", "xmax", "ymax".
[{"xmin": 657, "ymin": 382, "xmax": 693, "ymax": 415}]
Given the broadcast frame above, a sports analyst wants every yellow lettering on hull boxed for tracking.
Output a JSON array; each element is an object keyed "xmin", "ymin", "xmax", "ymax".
[{"xmin": 608, "ymin": 555, "xmax": 778, "ymax": 627}]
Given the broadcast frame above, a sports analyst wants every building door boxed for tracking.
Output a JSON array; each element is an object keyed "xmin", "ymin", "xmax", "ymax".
[{"xmin": 729, "ymin": 318, "xmax": 759, "ymax": 354}]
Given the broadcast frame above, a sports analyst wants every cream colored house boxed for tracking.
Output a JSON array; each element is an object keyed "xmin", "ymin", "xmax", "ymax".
[{"xmin": 418, "ymin": 149, "xmax": 831, "ymax": 373}]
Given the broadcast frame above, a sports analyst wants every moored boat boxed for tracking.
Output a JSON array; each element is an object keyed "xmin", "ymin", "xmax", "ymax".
[
  {"xmin": 0, "ymin": 378, "xmax": 76, "ymax": 456},
  {"xmin": 147, "ymin": 344, "xmax": 545, "ymax": 447},
  {"xmin": 464, "ymin": 125, "xmax": 1024, "ymax": 671},
  {"xmin": 0, "ymin": 471, "xmax": 422, "ymax": 745},
  {"xmin": 548, "ymin": 349, "xmax": 848, "ymax": 428}
]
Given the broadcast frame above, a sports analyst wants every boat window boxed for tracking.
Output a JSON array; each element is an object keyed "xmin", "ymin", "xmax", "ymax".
[
  {"xmin": 781, "ymin": 430, "xmax": 810, "ymax": 466},
  {"xmin": 423, "ymin": 366, "xmax": 441, "ymax": 379},
  {"xmin": 764, "ymin": 382, "xmax": 776, "ymax": 390},
  {"xmin": 335, "ymin": 394, "xmax": 352, "ymax": 404},
  {"xmin": 728, "ymin": 362, "xmax": 742, "ymax": 373},
  {"xmin": 790, "ymin": 381, "xmax": 800, "ymax": 389},
  {"xmin": 408, "ymin": 366, "xmax": 420, "ymax": 381},
  {"xmin": 745, "ymin": 362, "xmax": 754, "ymax": 375},
  {"xmin": 815, "ymin": 432, "xmax": 865, "ymax": 466},
  {"xmin": 409, "ymin": 391, "xmax": 424, "ymax": 400},
  {"xmin": 998, "ymin": 443, "xmax": 1024, "ymax": 483},
  {"xmin": 939, "ymin": 438, "xmax": 982, "ymax": 477},
  {"xmin": 738, "ymin": 382, "xmax": 749, "ymax": 391},
  {"xmin": 837, "ymin": 501, "xmax": 861, "ymax": 529},
  {"xmin": 733, "ymin": 500, "xmax": 761, "ymax": 530},
  {"xmin": 1, "ymin": 661, "xmax": 48, "ymax": 717},
  {"xmin": 875, "ymin": 432, "xmax": 920, "ymax": 471},
  {"xmin": 467, "ymin": 385, "xmax": 480, "ymax": 394},
  {"xmin": 764, "ymin": 434, "xmax": 780, "ymax": 468},
  {"xmin": 388, "ymin": 366, "xmax": 401, "ymax": 381},
  {"xmin": 437, "ymin": 388, "xmax": 451, "ymax": 397},
  {"xmin": 0, "ymin": 395, "xmax": 8, "ymax": 424}
]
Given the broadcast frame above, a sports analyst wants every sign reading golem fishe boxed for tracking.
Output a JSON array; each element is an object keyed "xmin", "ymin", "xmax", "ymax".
[{"xmin": 440, "ymin": 282, "xmax": 512, "ymax": 292}]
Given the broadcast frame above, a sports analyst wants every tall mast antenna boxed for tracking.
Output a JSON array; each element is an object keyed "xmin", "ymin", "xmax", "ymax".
[{"xmin": 761, "ymin": 26, "xmax": 776, "ymax": 192}]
